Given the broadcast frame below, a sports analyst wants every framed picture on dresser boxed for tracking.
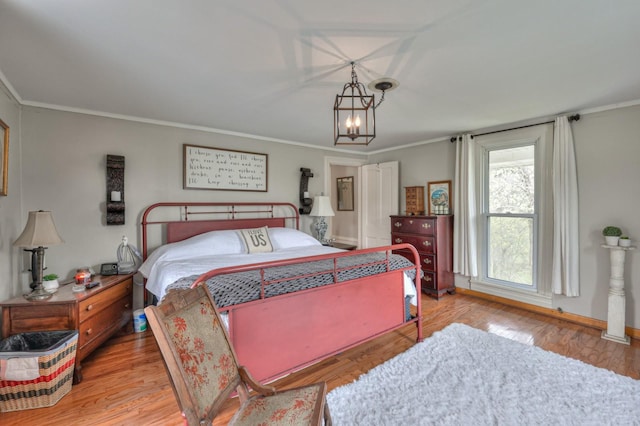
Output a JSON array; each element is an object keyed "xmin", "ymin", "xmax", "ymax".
[{"xmin": 427, "ymin": 180, "xmax": 451, "ymax": 215}]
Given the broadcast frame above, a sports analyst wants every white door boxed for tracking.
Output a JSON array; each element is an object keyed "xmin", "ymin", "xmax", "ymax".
[{"xmin": 360, "ymin": 161, "xmax": 399, "ymax": 248}]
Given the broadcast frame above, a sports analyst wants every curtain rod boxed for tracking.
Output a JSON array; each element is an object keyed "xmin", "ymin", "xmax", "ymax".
[{"xmin": 450, "ymin": 114, "xmax": 581, "ymax": 143}]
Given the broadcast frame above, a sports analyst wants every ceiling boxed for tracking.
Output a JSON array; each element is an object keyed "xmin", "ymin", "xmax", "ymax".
[{"xmin": 1, "ymin": 1, "xmax": 640, "ymax": 153}]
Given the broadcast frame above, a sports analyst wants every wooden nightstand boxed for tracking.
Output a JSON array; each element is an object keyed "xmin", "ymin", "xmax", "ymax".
[
  {"xmin": 0, "ymin": 274, "xmax": 133, "ymax": 383},
  {"xmin": 329, "ymin": 242, "xmax": 357, "ymax": 251}
]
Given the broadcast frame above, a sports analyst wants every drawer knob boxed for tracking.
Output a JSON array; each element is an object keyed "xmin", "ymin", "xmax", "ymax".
[
  {"xmin": 125, "ymin": 303, "xmax": 131, "ymax": 309},
  {"xmin": 395, "ymin": 238, "xmax": 403, "ymax": 244},
  {"xmin": 86, "ymin": 328, "xmax": 93, "ymax": 335},
  {"xmin": 86, "ymin": 304, "xmax": 93, "ymax": 311},
  {"xmin": 423, "ymin": 258, "xmax": 432, "ymax": 265},
  {"xmin": 394, "ymin": 222, "xmax": 403, "ymax": 228},
  {"xmin": 421, "ymin": 223, "xmax": 432, "ymax": 229},
  {"xmin": 425, "ymin": 276, "xmax": 432, "ymax": 282},
  {"xmin": 422, "ymin": 240, "xmax": 432, "ymax": 247}
]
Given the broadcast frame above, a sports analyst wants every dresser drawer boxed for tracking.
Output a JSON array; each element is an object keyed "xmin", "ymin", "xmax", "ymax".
[
  {"xmin": 420, "ymin": 253, "xmax": 436, "ymax": 272},
  {"xmin": 422, "ymin": 271, "xmax": 437, "ymax": 291},
  {"xmin": 393, "ymin": 249, "xmax": 436, "ymax": 272},
  {"xmin": 79, "ymin": 278, "xmax": 132, "ymax": 322},
  {"xmin": 391, "ymin": 217, "xmax": 436, "ymax": 236},
  {"xmin": 391, "ymin": 233, "xmax": 435, "ymax": 254}
]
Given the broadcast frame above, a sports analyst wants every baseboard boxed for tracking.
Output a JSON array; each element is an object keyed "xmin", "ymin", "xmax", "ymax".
[{"xmin": 456, "ymin": 287, "xmax": 640, "ymax": 341}]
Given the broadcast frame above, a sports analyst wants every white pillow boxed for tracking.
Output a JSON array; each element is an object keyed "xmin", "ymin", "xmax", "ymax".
[
  {"xmin": 268, "ymin": 227, "xmax": 321, "ymax": 250},
  {"xmin": 238, "ymin": 226, "xmax": 274, "ymax": 254},
  {"xmin": 139, "ymin": 229, "xmax": 245, "ymax": 277}
]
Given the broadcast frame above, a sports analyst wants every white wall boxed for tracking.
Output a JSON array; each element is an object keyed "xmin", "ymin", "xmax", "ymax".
[
  {"xmin": 556, "ymin": 105, "xmax": 640, "ymax": 327},
  {"xmin": 3, "ymin": 100, "xmax": 640, "ymax": 328},
  {"xmin": 0, "ymin": 82, "xmax": 23, "ymax": 302},
  {"xmin": 368, "ymin": 139, "xmax": 456, "ymax": 215},
  {"xmin": 11, "ymin": 106, "xmax": 365, "ymax": 299},
  {"xmin": 369, "ymin": 105, "xmax": 640, "ymax": 328}
]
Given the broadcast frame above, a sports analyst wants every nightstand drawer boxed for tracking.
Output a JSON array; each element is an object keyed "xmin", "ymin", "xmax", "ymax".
[
  {"xmin": 79, "ymin": 278, "xmax": 132, "ymax": 322},
  {"xmin": 78, "ymin": 294, "xmax": 131, "ymax": 348},
  {"xmin": 5, "ymin": 304, "xmax": 74, "ymax": 333}
]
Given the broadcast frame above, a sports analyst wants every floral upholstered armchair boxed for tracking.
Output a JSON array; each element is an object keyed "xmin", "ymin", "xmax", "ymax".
[{"xmin": 145, "ymin": 285, "xmax": 332, "ymax": 425}]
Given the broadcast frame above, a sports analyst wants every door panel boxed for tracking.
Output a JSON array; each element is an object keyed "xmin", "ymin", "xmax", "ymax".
[{"xmin": 361, "ymin": 161, "xmax": 399, "ymax": 248}]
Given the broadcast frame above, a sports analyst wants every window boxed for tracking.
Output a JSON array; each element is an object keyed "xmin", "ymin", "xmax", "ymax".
[
  {"xmin": 485, "ymin": 145, "xmax": 536, "ymax": 289},
  {"xmin": 473, "ymin": 124, "xmax": 554, "ymax": 305}
]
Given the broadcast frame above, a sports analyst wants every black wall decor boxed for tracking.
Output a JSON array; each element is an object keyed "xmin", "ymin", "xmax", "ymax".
[
  {"xmin": 299, "ymin": 168, "xmax": 313, "ymax": 214},
  {"xmin": 106, "ymin": 154, "xmax": 125, "ymax": 225}
]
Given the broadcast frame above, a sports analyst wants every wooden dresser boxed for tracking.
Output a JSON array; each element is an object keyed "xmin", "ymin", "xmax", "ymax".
[
  {"xmin": 0, "ymin": 274, "xmax": 133, "ymax": 383},
  {"xmin": 390, "ymin": 215, "xmax": 454, "ymax": 298}
]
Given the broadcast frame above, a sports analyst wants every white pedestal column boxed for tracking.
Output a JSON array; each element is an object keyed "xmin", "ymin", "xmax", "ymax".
[{"xmin": 601, "ymin": 244, "xmax": 635, "ymax": 345}]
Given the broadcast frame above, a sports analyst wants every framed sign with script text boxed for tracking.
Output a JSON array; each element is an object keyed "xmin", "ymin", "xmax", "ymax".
[{"xmin": 183, "ymin": 144, "xmax": 268, "ymax": 192}]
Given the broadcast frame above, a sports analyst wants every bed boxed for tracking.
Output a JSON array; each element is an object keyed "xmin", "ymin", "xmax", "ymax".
[{"xmin": 141, "ymin": 202, "xmax": 423, "ymax": 383}]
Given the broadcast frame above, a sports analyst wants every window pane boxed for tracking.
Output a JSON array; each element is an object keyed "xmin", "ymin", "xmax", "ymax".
[
  {"xmin": 488, "ymin": 145, "xmax": 534, "ymax": 214},
  {"xmin": 487, "ymin": 216, "xmax": 533, "ymax": 286}
]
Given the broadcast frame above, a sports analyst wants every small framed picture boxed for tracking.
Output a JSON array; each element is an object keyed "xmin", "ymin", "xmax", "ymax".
[
  {"xmin": 337, "ymin": 176, "xmax": 354, "ymax": 211},
  {"xmin": 427, "ymin": 180, "xmax": 451, "ymax": 215}
]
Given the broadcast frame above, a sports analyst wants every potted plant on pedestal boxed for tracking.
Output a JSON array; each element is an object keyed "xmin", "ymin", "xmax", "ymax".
[
  {"xmin": 43, "ymin": 273, "xmax": 59, "ymax": 293},
  {"xmin": 602, "ymin": 226, "xmax": 622, "ymax": 246},
  {"xmin": 619, "ymin": 236, "xmax": 632, "ymax": 247}
]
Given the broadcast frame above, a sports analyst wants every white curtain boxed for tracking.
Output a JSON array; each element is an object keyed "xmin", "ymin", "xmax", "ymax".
[
  {"xmin": 552, "ymin": 116, "xmax": 580, "ymax": 296},
  {"xmin": 453, "ymin": 134, "xmax": 478, "ymax": 277}
]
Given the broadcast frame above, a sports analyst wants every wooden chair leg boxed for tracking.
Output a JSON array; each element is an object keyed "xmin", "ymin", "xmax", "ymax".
[{"xmin": 324, "ymin": 402, "xmax": 333, "ymax": 426}]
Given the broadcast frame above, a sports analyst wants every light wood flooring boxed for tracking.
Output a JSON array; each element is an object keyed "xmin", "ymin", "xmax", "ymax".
[{"xmin": 2, "ymin": 292, "xmax": 639, "ymax": 425}]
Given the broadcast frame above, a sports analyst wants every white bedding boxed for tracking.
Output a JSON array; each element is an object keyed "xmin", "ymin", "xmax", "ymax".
[{"xmin": 140, "ymin": 227, "xmax": 417, "ymax": 304}]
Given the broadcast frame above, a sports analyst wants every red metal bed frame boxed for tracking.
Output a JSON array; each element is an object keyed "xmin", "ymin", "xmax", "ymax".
[{"xmin": 141, "ymin": 202, "xmax": 423, "ymax": 383}]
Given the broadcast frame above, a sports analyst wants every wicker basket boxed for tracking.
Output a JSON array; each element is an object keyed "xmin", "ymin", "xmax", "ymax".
[{"xmin": 0, "ymin": 330, "xmax": 78, "ymax": 412}]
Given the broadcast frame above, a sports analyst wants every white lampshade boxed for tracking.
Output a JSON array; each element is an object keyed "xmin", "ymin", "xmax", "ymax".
[
  {"xmin": 309, "ymin": 196, "xmax": 335, "ymax": 217},
  {"xmin": 13, "ymin": 211, "xmax": 64, "ymax": 248}
]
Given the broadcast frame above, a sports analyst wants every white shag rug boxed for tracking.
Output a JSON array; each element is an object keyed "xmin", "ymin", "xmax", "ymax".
[{"xmin": 326, "ymin": 323, "xmax": 640, "ymax": 425}]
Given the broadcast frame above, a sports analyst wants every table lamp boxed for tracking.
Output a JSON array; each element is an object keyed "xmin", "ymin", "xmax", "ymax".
[
  {"xmin": 14, "ymin": 210, "xmax": 64, "ymax": 300},
  {"xmin": 309, "ymin": 195, "xmax": 335, "ymax": 244}
]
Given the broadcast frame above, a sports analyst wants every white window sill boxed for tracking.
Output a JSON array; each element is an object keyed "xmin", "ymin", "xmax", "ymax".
[{"xmin": 468, "ymin": 279, "xmax": 552, "ymax": 309}]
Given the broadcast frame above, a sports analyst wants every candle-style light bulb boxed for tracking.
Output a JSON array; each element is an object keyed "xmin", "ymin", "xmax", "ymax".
[
  {"xmin": 345, "ymin": 115, "xmax": 353, "ymax": 134},
  {"xmin": 354, "ymin": 114, "xmax": 361, "ymax": 134}
]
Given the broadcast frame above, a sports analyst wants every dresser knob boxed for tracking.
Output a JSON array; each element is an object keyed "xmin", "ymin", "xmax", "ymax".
[
  {"xmin": 395, "ymin": 238, "xmax": 403, "ymax": 243},
  {"xmin": 394, "ymin": 222, "xmax": 402, "ymax": 228},
  {"xmin": 125, "ymin": 303, "xmax": 131, "ymax": 309},
  {"xmin": 86, "ymin": 304, "xmax": 93, "ymax": 311},
  {"xmin": 423, "ymin": 258, "xmax": 432, "ymax": 265},
  {"xmin": 422, "ymin": 240, "xmax": 432, "ymax": 247},
  {"xmin": 425, "ymin": 276, "xmax": 432, "ymax": 282},
  {"xmin": 421, "ymin": 223, "xmax": 432, "ymax": 229},
  {"xmin": 86, "ymin": 328, "xmax": 92, "ymax": 335}
]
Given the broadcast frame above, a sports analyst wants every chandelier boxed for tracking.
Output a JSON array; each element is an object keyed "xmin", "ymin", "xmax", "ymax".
[{"xmin": 333, "ymin": 62, "xmax": 398, "ymax": 146}]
